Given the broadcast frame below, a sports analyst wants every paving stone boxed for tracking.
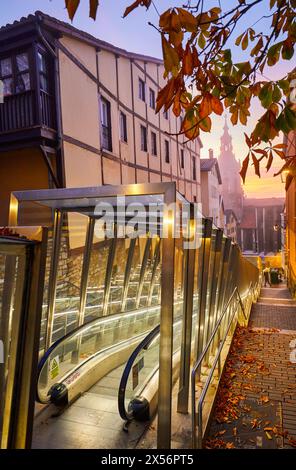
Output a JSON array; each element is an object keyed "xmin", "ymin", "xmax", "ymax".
[{"xmin": 205, "ymin": 285, "xmax": 296, "ymax": 449}]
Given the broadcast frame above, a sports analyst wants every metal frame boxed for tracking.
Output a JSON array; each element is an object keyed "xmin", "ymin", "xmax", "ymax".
[
  {"xmin": 177, "ymin": 215, "xmax": 196, "ymax": 414},
  {"xmin": 45, "ymin": 209, "xmax": 63, "ymax": 350},
  {"xmin": 121, "ymin": 237, "xmax": 136, "ymax": 311},
  {"xmin": 77, "ymin": 217, "xmax": 95, "ymax": 326},
  {"xmin": 102, "ymin": 225, "xmax": 117, "ymax": 317},
  {"xmin": 147, "ymin": 237, "xmax": 160, "ymax": 307},
  {"xmin": 0, "ymin": 228, "xmax": 48, "ymax": 449},
  {"xmin": 194, "ymin": 218, "xmax": 212, "ymax": 367},
  {"xmin": 204, "ymin": 229, "xmax": 223, "ymax": 360},
  {"xmin": 9, "ymin": 182, "xmax": 177, "ymax": 449},
  {"xmin": 135, "ymin": 236, "xmax": 152, "ymax": 308}
]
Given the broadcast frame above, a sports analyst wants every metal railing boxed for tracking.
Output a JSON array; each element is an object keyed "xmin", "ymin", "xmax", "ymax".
[
  {"xmin": 9, "ymin": 183, "xmax": 261, "ymax": 449},
  {"xmin": 191, "ymin": 283, "xmax": 257, "ymax": 448}
]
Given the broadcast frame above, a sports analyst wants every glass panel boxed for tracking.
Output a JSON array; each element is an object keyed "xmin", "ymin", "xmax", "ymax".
[
  {"xmin": 40, "ymin": 74, "xmax": 49, "ymax": 92},
  {"xmin": 51, "ymin": 213, "xmax": 87, "ymax": 343},
  {"xmin": 38, "ymin": 52, "xmax": 46, "ymax": 73},
  {"xmin": 123, "ymin": 317, "xmax": 182, "ymax": 416},
  {"xmin": 0, "ymin": 58, "xmax": 12, "ymax": 77},
  {"xmin": 124, "ymin": 237, "xmax": 151, "ymax": 312},
  {"xmin": 16, "ymin": 53, "xmax": 29, "ymax": 72},
  {"xmin": 84, "ymin": 222, "xmax": 109, "ymax": 320},
  {"xmin": 37, "ymin": 304, "xmax": 161, "ymax": 403},
  {"xmin": 2, "ymin": 78, "xmax": 13, "ymax": 96},
  {"xmin": 15, "ymin": 73, "xmax": 30, "ymax": 93}
]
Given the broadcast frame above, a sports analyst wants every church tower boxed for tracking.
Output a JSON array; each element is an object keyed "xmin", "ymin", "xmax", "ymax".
[{"xmin": 219, "ymin": 117, "xmax": 244, "ymax": 221}]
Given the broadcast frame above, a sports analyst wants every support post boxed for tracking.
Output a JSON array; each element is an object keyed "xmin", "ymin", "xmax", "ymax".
[
  {"xmin": 157, "ymin": 185, "xmax": 176, "ymax": 450},
  {"xmin": 177, "ymin": 216, "xmax": 196, "ymax": 413}
]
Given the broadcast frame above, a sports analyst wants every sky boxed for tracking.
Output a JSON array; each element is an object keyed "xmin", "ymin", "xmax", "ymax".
[{"xmin": 1, "ymin": 0, "xmax": 293, "ymax": 199}]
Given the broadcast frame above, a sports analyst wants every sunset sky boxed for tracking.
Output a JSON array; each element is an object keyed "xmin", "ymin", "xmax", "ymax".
[{"xmin": 2, "ymin": 0, "xmax": 292, "ymax": 199}]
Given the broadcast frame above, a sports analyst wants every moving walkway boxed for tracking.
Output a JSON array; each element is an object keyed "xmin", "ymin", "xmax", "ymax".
[{"xmin": 2, "ymin": 183, "xmax": 260, "ymax": 449}]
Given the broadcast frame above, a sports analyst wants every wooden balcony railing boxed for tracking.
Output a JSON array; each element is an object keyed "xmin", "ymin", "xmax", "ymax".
[
  {"xmin": 0, "ymin": 90, "xmax": 56, "ymax": 134},
  {"xmin": 0, "ymin": 90, "xmax": 35, "ymax": 133}
]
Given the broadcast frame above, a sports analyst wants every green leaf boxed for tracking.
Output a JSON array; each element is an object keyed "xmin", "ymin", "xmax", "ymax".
[
  {"xmin": 259, "ymin": 83, "xmax": 273, "ymax": 108},
  {"xmin": 282, "ymin": 41, "xmax": 294, "ymax": 60},
  {"xmin": 278, "ymin": 79, "xmax": 290, "ymax": 94},
  {"xmin": 267, "ymin": 42, "xmax": 282, "ymax": 66},
  {"xmin": 276, "ymin": 111, "xmax": 291, "ymax": 133},
  {"xmin": 272, "ymin": 85, "xmax": 282, "ymax": 103},
  {"xmin": 285, "ymin": 107, "xmax": 296, "ymax": 130},
  {"xmin": 198, "ymin": 33, "xmax": 206, "ymax": 49}
]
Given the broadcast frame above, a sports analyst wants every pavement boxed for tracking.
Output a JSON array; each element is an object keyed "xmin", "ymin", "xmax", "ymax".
[{"xmin": 205, "ymin": 285, "xmax": 296, "ymax": 449}]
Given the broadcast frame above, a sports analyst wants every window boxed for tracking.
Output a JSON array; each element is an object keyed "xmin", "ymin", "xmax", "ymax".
[
  {"xmin": 38, "ymin": 51, "xmax": 49, "ymax": 92},
  {"xmin": 120, "ymin": 111, "xmax": 127, "ymax": 142},
  {"xmin": 163, "ymin": 109, "xmax": 169, "ymax": 120},
  {"xmin": 140, "ymin": 125, "xmax": 147, "ymax": 151},
  {"xmin": 165, "ymin": 140, "xmax": 170, "ymax": 163},
  {"xmin": 180, "ymin": 149, "xmax": 184, "ymax": 169},
  {"xmin": 151, "ymin": 131, "xmax": 157, "ymax": 156},
  {"xmin": 139, "ymin": 78, "xmax": 145, "ymax": 101},
  {"xmin": 0, "ymin": 52, "xmax": 31, "ymax": 96},
  {"xmin": 149, "ymin": 88, "xmax": 155, "ymax": 109},
  {"xmin": 192, "ymin": 156, "xmax": 197, "ymax": 181},
  {"xmin": 101, "ymin": 97, "xmax": 112, "ymax": 151}
]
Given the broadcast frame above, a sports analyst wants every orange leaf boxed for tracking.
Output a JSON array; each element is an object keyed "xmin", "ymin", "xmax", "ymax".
[
  {"xmin": 240, "ymin": 155, "xmax": 249, "ymax": 183},
  {"xmin": 156, "ymin": 77, "xmax": 176, "ymax": 114},
  {"xmin": 183, "ymin": 44, "xmax": 193, "ymax": 75},
  {"xmin": 89, "ymin": 0, "xmax": 99, "ymax": 19},
  {"xmin": 162, "ymin": 35, "xmax": 180, "ymax": 74},
  {"xmin": 200, "ymin": 93, "xmax": 212, "ymax": 118},
  {"xmin": 251, "ymin": 152, "xmax": 260, "ymax": 177},
  {"xmin": 181, "ymin": 113, "xmax": 200, "ymax": 139},
  {"xmin": 266, "ymin": 150, "xmax": 273, "ymax": 171},
  {"xmin": 65, "ymin": 0, "xmax": 80, "ymax": 20},
  {"xmin": 177, "ymin": 8, "xmax": 197, "ymax": 32},
  {"xmin": 123, "ymin": 0, "xmax": 151, "ymax": 18},
  {"xmin": 172, "ymin": 89, "xmax": 182, "ymax": 116},
  {"xmin": 211, "ymin": 95, "xmax": 223, "ymax": 115}
]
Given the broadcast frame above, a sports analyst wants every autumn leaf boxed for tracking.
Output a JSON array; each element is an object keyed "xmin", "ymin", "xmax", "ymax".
[
  {"xmin": 211, "ymin": 95, "xmax": 223, "ymax": 115},
  {"xmin": 251, "ymin": 152, "xmax": 260, "ymax": 177},
  {"xmin": 240, "ymin": 155, "xmax": 250, "ymax": 183},
  {"xmin": 89, "ymin": 0, "xmax": 99, "ymax": 19},
  {"xmin": 183, "ymin": 44, "xmax": 193, "ymax": 75},
  {"xmin": 65, "ymin": 0, "xmax": 80, "ymax": 20},
  {"xmin": 177, "ymin": 8, "xmax": 197, "ymax": 32},
  {"xmin": 172, "ymin": 89, "xmax": 182, "ymax": 116},
  {"xmin": 266, "ymin": 150, "xmax": 273, "ymax": 171},
  {"xmin": 200, "ymin": 93, "xmax": 212, "ymax": 118},
  {"xmin": 181, "ymin": 112, "xmax": 200, "ymax": 139},
  {"xmin": 156, "ymin": 77, "xmax": 177, "ymax": 114},
  {"xmin": 225, "ymin": 442, "xmax": 235, "ymax": 449},
  {"xmin": 162, "ymin": 35, "xmax": 179, "ymax": 75},
  {"xmin": 123, "ymin": 0, "xmax": 151, "ymax": 18}
]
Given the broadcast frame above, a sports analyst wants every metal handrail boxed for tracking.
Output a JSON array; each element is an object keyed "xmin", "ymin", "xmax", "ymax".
[
  {"xmin": 191, "ymin": 286, "xmax": 250, "ymax": 448},
  {"xmin": 118, "ymin": 324, "xmax": 160, "ymax": 421}
]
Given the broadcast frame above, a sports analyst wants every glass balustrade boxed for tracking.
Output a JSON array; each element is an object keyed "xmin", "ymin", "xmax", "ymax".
[
  {"xmin": 37, "ymin": 303, "xmax": 161, "ymax": 403},
  {"xmin": 9, "ymin": 184, "xmax": 261, "ymax": 449}
]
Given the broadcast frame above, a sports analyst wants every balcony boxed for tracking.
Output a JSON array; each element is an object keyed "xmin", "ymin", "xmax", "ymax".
[{"xmin": 0, "ymin": 89, "xmax": 57, "ymax": 149}]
